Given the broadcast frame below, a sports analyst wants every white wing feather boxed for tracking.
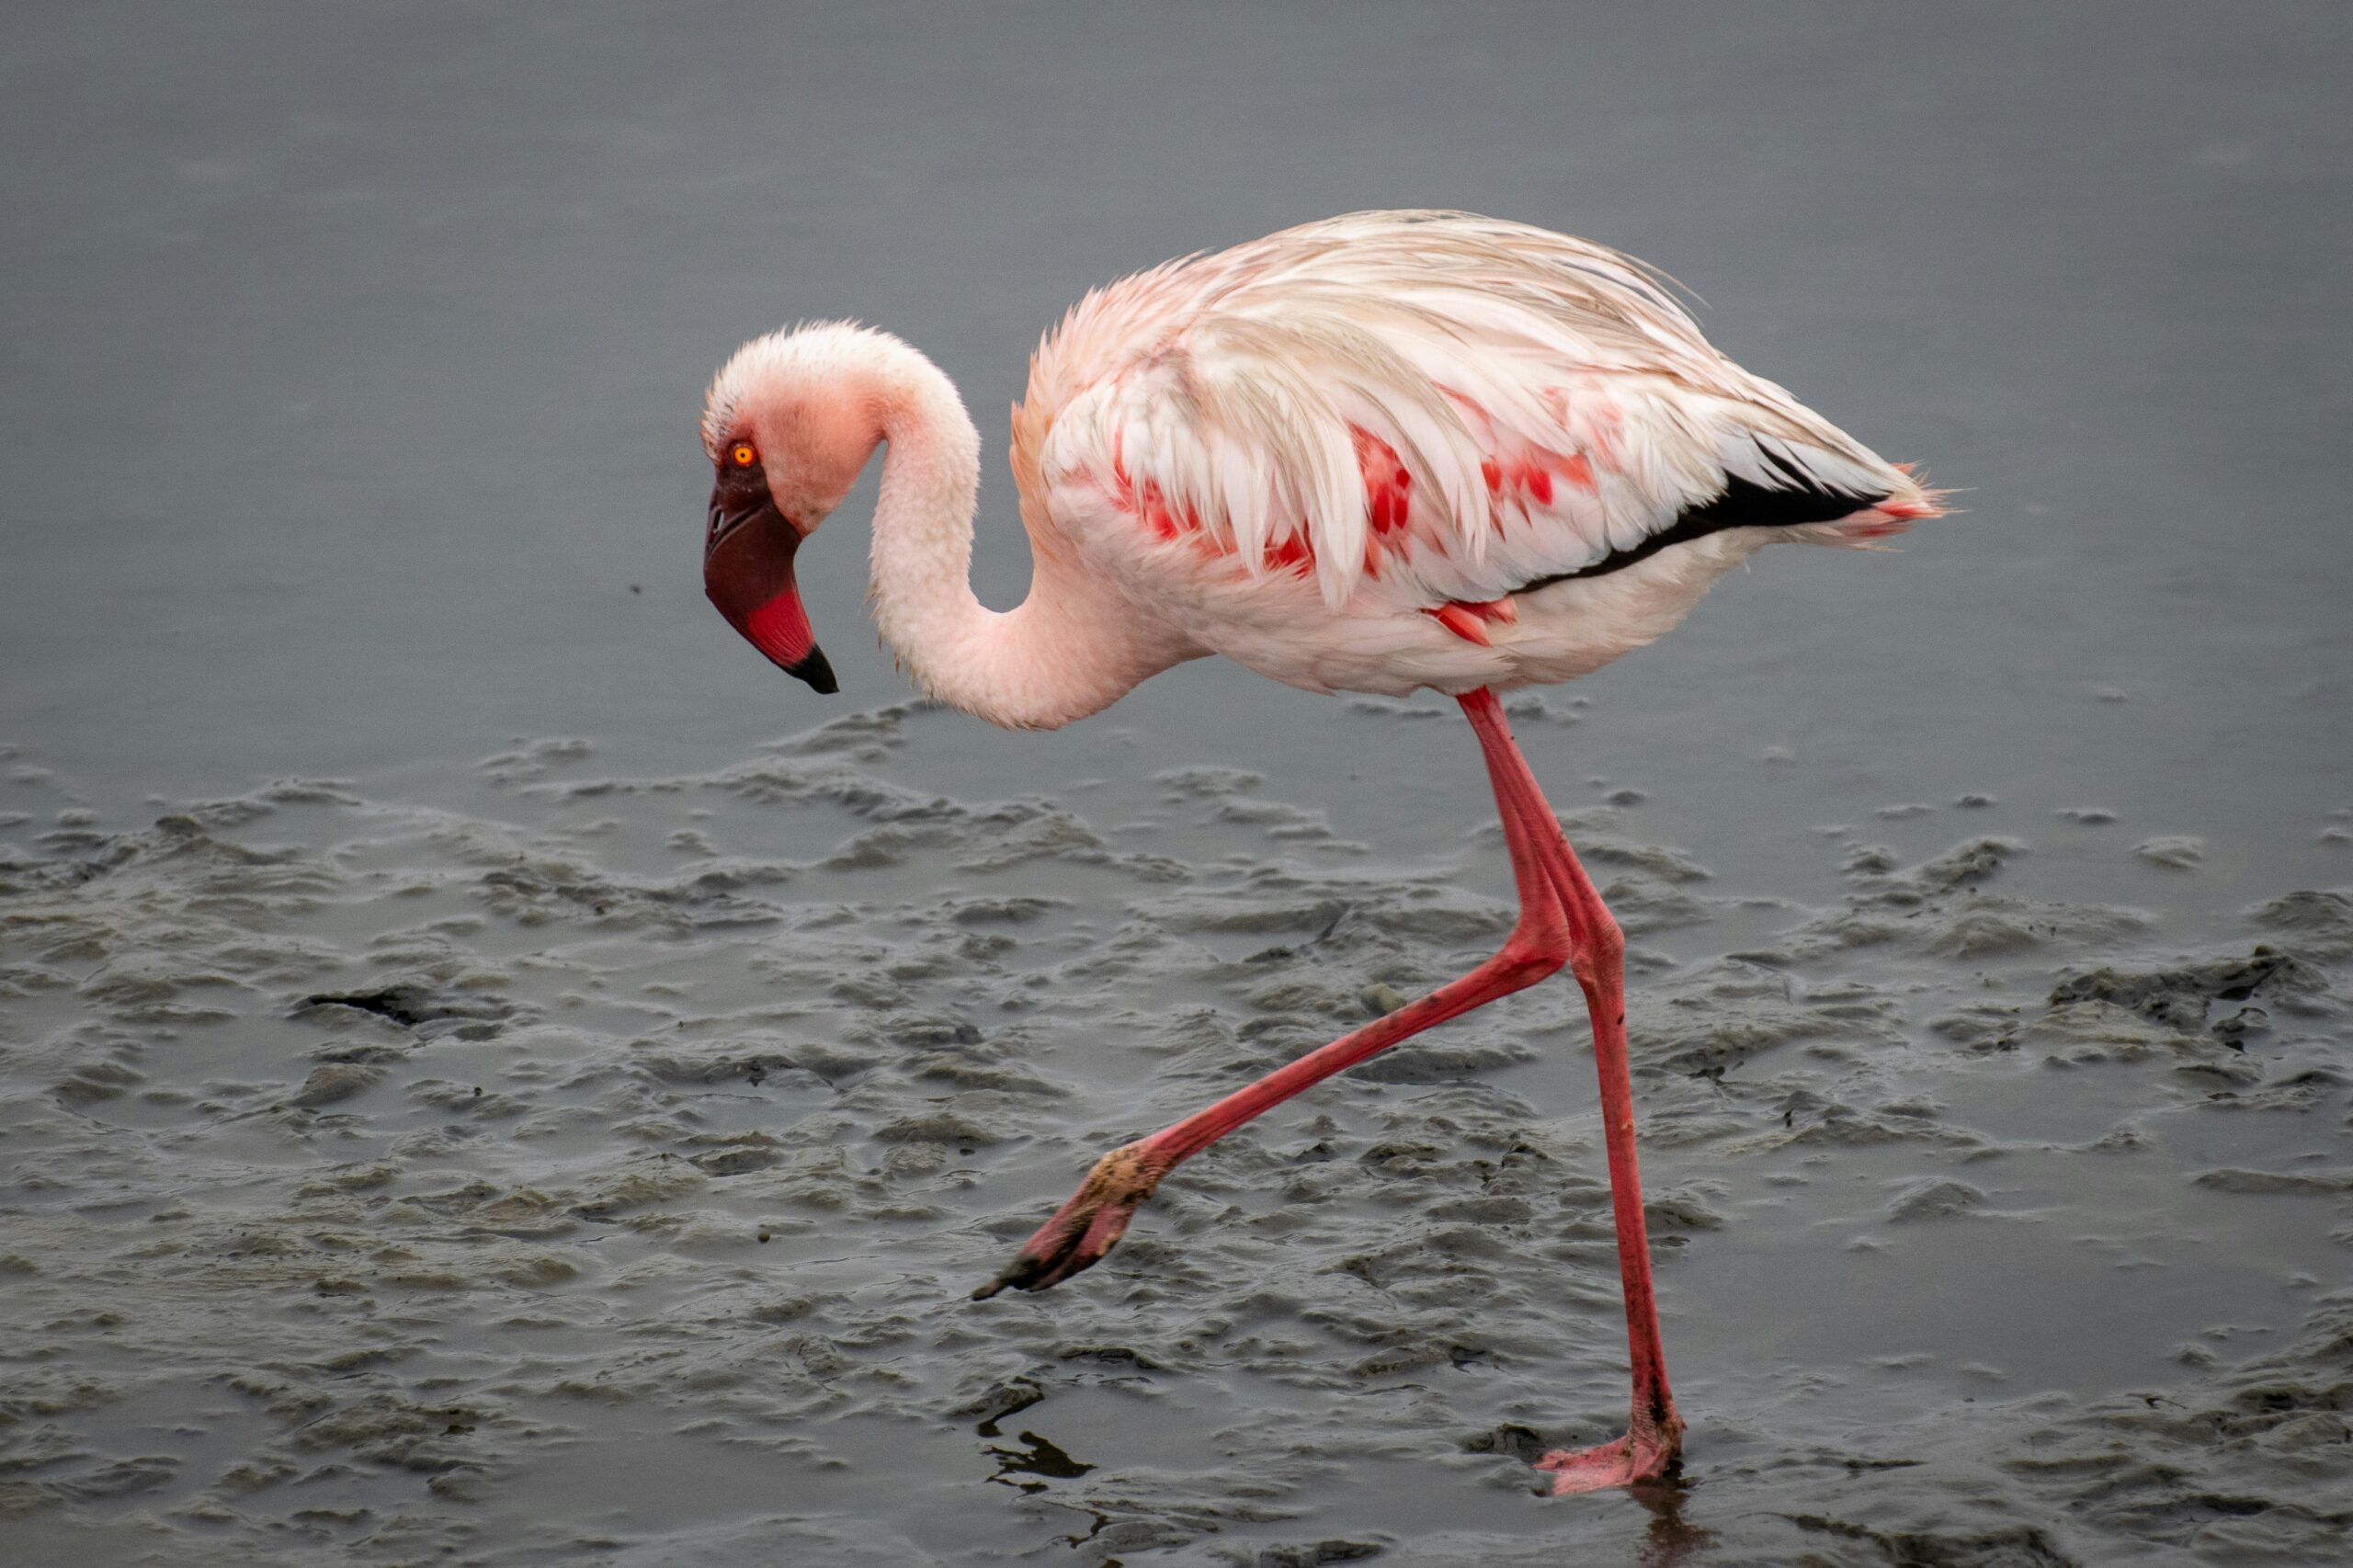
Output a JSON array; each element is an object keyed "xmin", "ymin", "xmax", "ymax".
[{"xmin": 1026, "ymin": 212, "xmax": 1929, "ymax": 609}]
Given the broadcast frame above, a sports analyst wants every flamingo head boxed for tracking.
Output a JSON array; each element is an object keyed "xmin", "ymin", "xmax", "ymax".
[{"xmin": 698, "ymin": 324, "xmax": 888, "ymax": 695}]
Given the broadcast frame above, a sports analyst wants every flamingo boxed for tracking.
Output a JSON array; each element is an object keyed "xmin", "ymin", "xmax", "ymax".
[{"xmin": 697, "ymin": 210, "xmax": 1940, "ymax": 1493}]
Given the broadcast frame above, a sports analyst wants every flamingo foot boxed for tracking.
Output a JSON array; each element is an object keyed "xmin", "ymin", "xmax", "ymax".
[
  {"xmin": 1534, "ymin": 1426, "xmax": 1680, "ymax": 1495},
  {"xmin": 971, "ymin": 1141, "xmax": 1168, "ymax": 1300}
]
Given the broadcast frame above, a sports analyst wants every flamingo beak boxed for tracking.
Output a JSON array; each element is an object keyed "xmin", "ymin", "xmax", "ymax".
[{"xmin": 703, "ymin": 478, "xmax": 837, "ymax": 695}]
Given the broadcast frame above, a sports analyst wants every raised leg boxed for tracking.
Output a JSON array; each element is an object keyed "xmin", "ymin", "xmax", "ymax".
[
  {"xmin": 974, "ymin": 711, "xmax": 1574, "ymax": 1299},
  {"xmin": 1460, "ymin": 689, "xmax": 1683, "ymax": 1491}
]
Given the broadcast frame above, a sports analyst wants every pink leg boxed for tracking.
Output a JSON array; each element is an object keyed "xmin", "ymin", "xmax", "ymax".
[
  {"xmin": 1460, "ymin": 689, "xmax": 1683, "ymax": 1491},
  {"xmin": 974, "ymin": 711, "xmax": 1574, "ymax": 1299},
  {"xmin": 972, "ymin": 690, "xmax": 1682, "ymax": 1494}
]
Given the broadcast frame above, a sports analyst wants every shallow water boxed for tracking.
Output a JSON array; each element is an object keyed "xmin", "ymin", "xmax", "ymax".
[
  {"xmin": 4, "ymin": 3, "xmax": 2350, "ymax": 1565},
  {"xmin": 3, "ymin": 710, "xmax": 2349, "ymax": 1566}
]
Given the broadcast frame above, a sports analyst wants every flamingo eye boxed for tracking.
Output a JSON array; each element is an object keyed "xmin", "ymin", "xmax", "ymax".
[{"xmin": 729, "ymin": 441, "xmax": 757, "ymax": 469}]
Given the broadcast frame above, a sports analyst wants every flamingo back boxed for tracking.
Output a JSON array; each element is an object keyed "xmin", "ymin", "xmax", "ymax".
[{"xmin": 1011, "ymin": 211, "xmax": 1938, "ymax": 618}]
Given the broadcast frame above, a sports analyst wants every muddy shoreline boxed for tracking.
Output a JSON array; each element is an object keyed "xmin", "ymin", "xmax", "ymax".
[{"xmin": 3, "ymin": 703, "xmax": 2347, "ymax": 1564}]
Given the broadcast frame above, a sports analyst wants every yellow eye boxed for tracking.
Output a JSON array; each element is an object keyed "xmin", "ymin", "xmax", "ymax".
[{"xmin": 729, "ymin": 441, "xmax": 757, "ymax": 469}]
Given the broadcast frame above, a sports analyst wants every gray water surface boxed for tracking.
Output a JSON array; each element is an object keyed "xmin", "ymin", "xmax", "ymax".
[{"xmin": 3, "ymin": 4, "xmax": 2349, "ymax": 1564}]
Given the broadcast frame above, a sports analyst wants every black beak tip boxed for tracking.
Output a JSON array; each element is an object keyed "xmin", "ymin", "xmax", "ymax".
[{"xmin": 787, "ymin": 646, "xmax": 839, "ymax": 695}]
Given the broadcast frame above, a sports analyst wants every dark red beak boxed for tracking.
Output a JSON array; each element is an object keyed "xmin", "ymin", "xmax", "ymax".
[{"xmin": 703, "ymin": 468, "xmax": 836, "ymax": 695}]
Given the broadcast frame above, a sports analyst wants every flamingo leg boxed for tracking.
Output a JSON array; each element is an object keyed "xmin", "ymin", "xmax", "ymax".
[
  {"xmin": 972, "ymin": 689, "xmax": 1682, "ymax": 1494},
  {"xmin": 974, "ymin": 704, "xmax": 1574, "ymax": 1300},
  {"xmin": 1459, "ymin": 687, "xmax": 1684, "ymax": 1493}
]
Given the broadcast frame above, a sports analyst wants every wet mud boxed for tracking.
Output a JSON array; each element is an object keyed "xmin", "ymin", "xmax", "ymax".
[{"xmin": 2, "ymin": 702, "xmax": 2347, "ymax": 1566}]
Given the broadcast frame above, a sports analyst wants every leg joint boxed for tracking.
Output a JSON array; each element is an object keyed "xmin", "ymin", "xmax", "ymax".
[
  {"xmin": 1495, "ymin": 930, "xmax": 1570, "ymax": 990},
  {"xmin": 1571, "ymin": 909, "xmax": 1625, "ymax": 989}
]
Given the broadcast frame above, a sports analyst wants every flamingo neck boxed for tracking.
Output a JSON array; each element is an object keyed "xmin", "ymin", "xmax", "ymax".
[{"xmin": 862, "ymin": 345, "xmax": 1179, "ymax": 730}]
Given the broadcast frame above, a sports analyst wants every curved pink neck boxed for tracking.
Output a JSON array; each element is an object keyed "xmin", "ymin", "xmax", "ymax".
[{"xmin": 861, "ymin": 348, "xmax": 1193, "ymax": 730}]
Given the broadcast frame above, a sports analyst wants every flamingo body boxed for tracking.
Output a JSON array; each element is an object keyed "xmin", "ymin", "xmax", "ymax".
[
  {"xmin": 694, "ymin": 210, "xmax": 1942, "ymax": 1494},
  {"xmin": 1008, "ymin": 211, "xmax": 1935, "ymax": 697}
]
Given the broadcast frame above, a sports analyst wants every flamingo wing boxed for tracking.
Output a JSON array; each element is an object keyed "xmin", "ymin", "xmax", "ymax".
[{"xmin": 1029, "ymin": 211, "xmax": 1936, "ymax": 613}]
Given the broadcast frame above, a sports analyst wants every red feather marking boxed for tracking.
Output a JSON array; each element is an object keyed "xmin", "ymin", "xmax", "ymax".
[
  {"xmin": 1353, "ymin": 426, "xmax": 1414, "ymax": 536},
  {"xmin": 1424, "ymin": 597, "xmax": 1517, "ymax": 645},
  {"xmin": 1265, "ymin": 532, "xmax": 1315, "ymax": 575},
  {"xmin": 1139, "ymin": 478, "xmax": 1180, "ymax": 540},
  {"xmin": 1424, "ymin": 603, "xmax": 1491, "ymax": 645}
]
